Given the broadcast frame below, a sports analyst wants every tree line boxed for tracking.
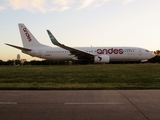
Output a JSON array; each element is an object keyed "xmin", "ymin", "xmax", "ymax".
[
  {"xmin": 0, "ymin": 56, "xmax": 159, "ymax": 65},
  {"xmin": 0, "ymin": 59, "xmax": 71, "ymax": 65}
]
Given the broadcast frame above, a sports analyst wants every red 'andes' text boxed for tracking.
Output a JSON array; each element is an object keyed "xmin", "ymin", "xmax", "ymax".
[{"xmin": 97, "ymin": 48, "xmax": 124, "ymax": 54}]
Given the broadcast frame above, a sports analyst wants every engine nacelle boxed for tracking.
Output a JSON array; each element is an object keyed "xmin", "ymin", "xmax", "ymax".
[{"xmin": 94, "ymin": 55, "xmax": 110, "ymax": 63}]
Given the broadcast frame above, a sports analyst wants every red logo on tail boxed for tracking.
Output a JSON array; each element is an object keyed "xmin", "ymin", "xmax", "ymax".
[{"xmin": 23, "ymin": 28, "xmax": 32, "ymax": 42}]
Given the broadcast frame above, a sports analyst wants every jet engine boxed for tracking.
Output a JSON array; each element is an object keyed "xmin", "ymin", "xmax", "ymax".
[{"xmin": 94, "ymin": 55, "xmax": 110, "ymax": 63}]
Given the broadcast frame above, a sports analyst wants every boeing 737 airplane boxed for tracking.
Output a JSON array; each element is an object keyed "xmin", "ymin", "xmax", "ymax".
[{"xmin": 5, "ymin": 23, "xmax": 155, "ymax": 63}]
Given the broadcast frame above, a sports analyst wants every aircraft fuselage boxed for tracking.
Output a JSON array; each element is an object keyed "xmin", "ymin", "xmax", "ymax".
[{"xmin": 23, "ymin": 46, "xmax": 155, "ymax": 62}]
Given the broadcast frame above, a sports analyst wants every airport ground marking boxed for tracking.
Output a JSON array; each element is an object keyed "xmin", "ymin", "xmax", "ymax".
[
  {"xmin": 0, "ymin": 102, "xmax": 17, "ymax": 105},
  {"xmin": 64, "ymin": 102, "xmax": 124, "ymax": 105}
]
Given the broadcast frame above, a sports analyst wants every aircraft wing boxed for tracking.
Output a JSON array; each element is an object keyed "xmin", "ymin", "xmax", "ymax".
[
  {"xmin": 47, "ymin": 30, "xmax": 95, "ymax": 60},
  {"xmin": 5, "ymin": 43, "xmax": 31, "ymax": 51}
]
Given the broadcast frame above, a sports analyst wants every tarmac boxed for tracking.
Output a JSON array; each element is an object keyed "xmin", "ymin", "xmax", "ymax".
[{"xmin": 0, "ymin": 90, "xmax": 160, "ymax": 120}]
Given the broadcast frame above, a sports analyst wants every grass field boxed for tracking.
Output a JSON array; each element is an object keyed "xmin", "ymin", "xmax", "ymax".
[{"xmin": 0, "ymin": 64, "xmax": 160, "ymax": 90}]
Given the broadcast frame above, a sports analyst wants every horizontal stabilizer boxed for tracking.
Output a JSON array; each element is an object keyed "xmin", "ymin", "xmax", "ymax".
[{"xmin": 5, "ymin": 43, "xmax": 31, "ymax": 51}]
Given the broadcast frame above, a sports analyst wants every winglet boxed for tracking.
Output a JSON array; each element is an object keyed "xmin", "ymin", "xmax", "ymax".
[{"xmin": 47, "ymin": 30, "xmax": 60, "ymax": 45}]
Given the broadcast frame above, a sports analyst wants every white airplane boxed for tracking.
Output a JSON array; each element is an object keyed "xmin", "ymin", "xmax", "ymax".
[{"xmin": 5, "ymin": 23, "xmax": 155, "ymax": 63}]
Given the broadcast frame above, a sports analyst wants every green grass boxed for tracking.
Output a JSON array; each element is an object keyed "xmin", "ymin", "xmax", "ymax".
[{"xmin": 0, "ymin": 64, "xmax": 160, "ymax": 90}]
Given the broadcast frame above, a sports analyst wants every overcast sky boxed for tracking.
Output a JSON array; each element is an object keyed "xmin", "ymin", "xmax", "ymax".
[{"xmin": 1, "ymin": 0, "xmax": 160, "ymax": 61}]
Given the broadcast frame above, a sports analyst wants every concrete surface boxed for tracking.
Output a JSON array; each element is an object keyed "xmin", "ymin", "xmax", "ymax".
[{"xmin": 0, "ymin": 90, "xmax": 160, "ymax": 120}]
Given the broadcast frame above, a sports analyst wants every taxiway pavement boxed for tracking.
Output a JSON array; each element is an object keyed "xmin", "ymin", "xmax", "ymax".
[{"xmin": 0, "ymin": 90, "xmax": 160, "ymax": 120}]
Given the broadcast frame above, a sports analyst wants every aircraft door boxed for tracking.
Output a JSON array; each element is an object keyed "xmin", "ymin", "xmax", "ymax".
[
  {"xmin": 139, "ymin": 49, "xmax": 142, "ymax": 56},
  {"xmin": 128, "ymin": 50, "xmax": 135, "ymax": 61}
]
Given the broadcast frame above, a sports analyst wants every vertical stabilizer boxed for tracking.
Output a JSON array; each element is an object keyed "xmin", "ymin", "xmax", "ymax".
[{"xmin": 18, "ymin": 23, "xmax": 43, "ymax": 48}]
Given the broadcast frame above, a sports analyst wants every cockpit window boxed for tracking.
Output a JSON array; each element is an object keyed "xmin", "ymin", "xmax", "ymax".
[{"xmin": 145, "ymin": 50, "xmax": 149, "ymax": 52}]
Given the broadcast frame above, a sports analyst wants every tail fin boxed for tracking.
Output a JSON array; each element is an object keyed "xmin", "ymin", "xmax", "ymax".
[{"xmin": 18, "ymin": 23, "xmax": 43, "ymax": 48}]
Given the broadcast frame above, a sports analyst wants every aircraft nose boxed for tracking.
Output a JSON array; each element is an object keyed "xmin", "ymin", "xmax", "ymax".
[{"xmin": 151, "ymin": 52, "xmax": 156, "ymax": 58}]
